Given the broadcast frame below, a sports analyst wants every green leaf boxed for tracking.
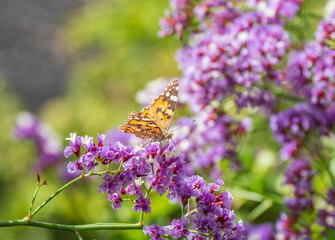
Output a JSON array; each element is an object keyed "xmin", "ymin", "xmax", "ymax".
[{"xmin": 326, "ymin": 228, "xmax": 335, "ymax": 240}]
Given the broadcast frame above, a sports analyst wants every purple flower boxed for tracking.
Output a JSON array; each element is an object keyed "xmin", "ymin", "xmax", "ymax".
[
  {"xmin": 274, "ymin": 158, "xmax": 315, "ymax": 239},
  {"xmin": 284, "ymin": 158, "xmax": 315, "ymax": 215},
  {"xmin": 270, "ymin": 103, "xmax": 327, "ymax": 158},
  {"xmin": 66, "ymin": 161, "xmax": 80, "ymax": 173},
  {"xmin": 174, "ymin": 111, "xmax": 246, "ymax": 176},
  {"xmin": 81, "ymin": 135, "xmax": 94, "ymax": 150},
  {"xmin": 317, "ymin": 186, "xmax": 335, "ymax": 232},
  {"xmin": 275, "ymin": 212, "xmax": 310, "ymax": 240},
  {"xmin": 158, "ymin": 0, "xmax": 193, "ymax": 38},
  {"xmin": 318, "ymin": 209, "xmax": 335, "ymax": 231},
  {"xmin": 166, "ymin": 217, "xmax": 190, "ymax": 238},
  {"xmin": 98, "ymin": 181, "xmax": 108, "ymax": 194},
  {"xmin": 64, "ymin": 133, "xmax": 82, "ymax": 158},
  {"xmin": 123, "ymin": 155, "xmax": 151, "ymax": 177},
  {"xmin": 143, "ymin": 224, "xmax": 165, "ymax": 240},
  {"xmin": 108, "ymin": 193, "xmax": 123, "ymax": 210},
  {"xmin": 132, "ymin": 192, "xmax": 151, "ymax": 213},
  {"xmin": 247, "ymin": 223, "xmax": 275, "ymax": 240},
  {"xmin": 279, "ymin": 141, "xmax": 300, "ymax": 160},
  {"xmin": 326, "ymin": 186, "xmax": 335, "ymax": 205},
  {"xmin": 208, "ymin": 178, "xmax": 224, "ymax": 192},
  {"xmin": 315, "ymin": 11, "xmax": 335, "ymax": 45},
  {"xmin": 236, "ymin": 89, "xmax": 275, "ymax": 113},
  {"xmin": 97, "ymin": 134, "xmax": 105, "ymax": 146},
  {"xmin": 12, "ymin": 112, "xmax": 63, "ymax": 172}
]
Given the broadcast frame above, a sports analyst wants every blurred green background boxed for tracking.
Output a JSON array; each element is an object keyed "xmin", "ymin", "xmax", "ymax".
[{"xmin": 0, "ymin": 0, "xmax": 332, "ymax": 239}]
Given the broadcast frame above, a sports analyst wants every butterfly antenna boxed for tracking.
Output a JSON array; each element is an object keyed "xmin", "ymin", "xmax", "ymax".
[{"xmin": 171, "ymin": 119, "xmax": 196, "ymax": 133}]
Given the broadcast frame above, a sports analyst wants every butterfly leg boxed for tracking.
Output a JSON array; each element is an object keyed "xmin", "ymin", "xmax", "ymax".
[
  {"xmin": 141, "ymin": 140, "xmax": 152, "ymax": 148},
  {"xmin": 170, "ymin": 138, "xmax": 176, "ymax": 147}
]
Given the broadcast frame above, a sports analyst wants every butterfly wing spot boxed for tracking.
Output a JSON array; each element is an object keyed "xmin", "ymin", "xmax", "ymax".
[{"xmin": 170, "ymin": 95, "xmax": 178, "ymax": 102}]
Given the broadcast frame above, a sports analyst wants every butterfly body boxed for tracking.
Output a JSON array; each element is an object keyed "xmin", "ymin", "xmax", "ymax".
[{"xmin": 120, "ymin": 79, "xmax": 179, "ymax": 142}]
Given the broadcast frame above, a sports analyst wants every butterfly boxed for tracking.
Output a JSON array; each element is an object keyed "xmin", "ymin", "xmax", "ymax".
[{"xmin": 120, "ymin": 79, "xmax": 179, "ymax": 142}]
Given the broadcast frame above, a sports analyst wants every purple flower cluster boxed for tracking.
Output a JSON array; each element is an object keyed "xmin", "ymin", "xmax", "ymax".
[
  {"xmin": 275, "ymin": 158, "xmax": 315, "ymax": 239},
  {"xmin": 283, "ymin": 158, "xmax": 315, "ymax": 215},
  {"xmin": 315, "ymin": 11, "xmax": 335, "ymax": 45},
  {"xmin": 271, "ymin": 12, "xmax": 335, "ymax": 160},
  {"xmin": 318, "ymin": 186, "xmax": 335, "ymax": 233},
  {"xmin": 175, "ymin": 113, "xmax": 251, "ymax": 177},
  {"xmin": 236, "ymin": 88, "xmax": 275, "ymax": 113},
  {"xmin": 265, "ymin": 10, "xmax": 335, "ymax": 237},
  {"xmin": 145, "ymin": 176, "xmax": 246, "ymax": 239},
  {"xmin": 284, "ymin": 41, "xmax": 335, "ymax": 110},
  {"xmin": 64, "ymin": 134, "xmax": 246, "ymax": 239},
  {"xmin": 246, "ymin": 0, "xmax": 303, "ymax": 20},
  {"xmin": 175, "ymin": 11, "xmax": 290, "ymax": 113},
  {"xmin": 158, "ymin": 0, "xmax": 303, "ymax": 174},
  {"xmin": 12, "ymin": 112, "xmax": 63, "ymax": 171},
  {"xmin": 270, "ymin": 103, "xmax": 326, "ymax": 160},
  {"xmin": 170, "ymin": 0, "xmax": 296, "ymax": 113},
  {"xmin": 158, "ymin": 0, "xmax": 193, "ymax": 38},
  {"xmin": 156, "ymin": 1, "xmax": 335, "ymax": 239},
  {"xmin": 275, "ymin": 212, "xmax": 311, "ymax": 240},
  {"xmin": 143, "ymin": 218, "xmax": 189, "ymax": 240}
]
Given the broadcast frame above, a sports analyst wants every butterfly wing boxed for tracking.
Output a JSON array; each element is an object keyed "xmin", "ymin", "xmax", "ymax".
[
  {"xmin": 120, "ymin": 111, "xmax": 162, "ymax": 139},
  {"xmin": 141, "ymin": 79, "xmax": 179, "ymax": 131}
]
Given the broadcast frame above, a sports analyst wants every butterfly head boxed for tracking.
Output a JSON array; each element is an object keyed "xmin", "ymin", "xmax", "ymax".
[
  {"xmin": 163, "ymin": 130, "xmax": 173, "ymax": 140},
  {"xmin": 152, "ymin": 130, "xmax": 173, "ymax": 142}
]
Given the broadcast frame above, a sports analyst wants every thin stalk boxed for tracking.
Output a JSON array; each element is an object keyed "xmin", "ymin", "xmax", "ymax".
[
  {"xmin": 0, "ymin": 219, "xmax": 142, "ymax": 231},
  {"xmin": 318, "ymin": 153, "xmax": 335, "ymax": 185},
  {"xmin": 27, "ymin": 183, "xmax": 42, "ymax": 218},
  {"xmin": 74, "ymin": 230, "xmax": 83, "ymax": 240},
  {"xmin": 262, "ymin": 85, "xmax": 304, "ymax": 102},
  {"xmin": 29, "ymin": 169, "xmax": 122, "ymax": 219},
  {"xmin": 187, "ymin": 198, "xmax": 191, "ymax": 214},
  {"xmin": 184, "ymin": 209, "xmax": 197, "ymax": 218},
  {"xmin": 139, "ymin": 186, "xmax": 152, "ymax": 225},
  {"xmin": 246, "ymin": 199, "xmax": 273, "ymax": 221},
  {"xmin": 305, "ymin": 143, "xmax": 335, "ymax": 185},
  {"xmin": 30, "ymin": 174, "xmax": 86, "ymax": 218}
]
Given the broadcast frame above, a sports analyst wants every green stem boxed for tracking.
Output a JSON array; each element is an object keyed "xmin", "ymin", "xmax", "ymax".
[
  {"xmin": 29, "ymin": 167, "xmax": 125, "ymax": 220},
  {"xmin": 317, "ymin": 153, "xmax": 335, "ymax": 185},
  {"xmin": 305, "ymin": 143, "xmax": 335, "ymax": 185},
  {"xmin": 184, "ymin": 209, "xmax": 197, "ymax": 218},
  {"xmin": 262, "ymin": 85, "xmax": 304, "ymax": 102},
  {"xmin": 27, "ymin": 183, "xmax": 41, "ymax": 217},
  {"xmin": 30, "ymin": 174, "xmax": 87, "ymax": 218},
  {"xmin": 139, "ymin": 186, "xmax": 152, "ymax": 225},
  {"xmin": 74, "ymin": 230, "xmax": 83, "ymax": 240},
  {"xmin": 0, "ymin": 219, "xmax": 142, "ymax": 231},
  {"xmin": 189, "ymin": 230, "xmax": 211, "ymax": 237},
  {"xmin": 246, "ymin": 199, "xmax": 273, "ymax": 221}
]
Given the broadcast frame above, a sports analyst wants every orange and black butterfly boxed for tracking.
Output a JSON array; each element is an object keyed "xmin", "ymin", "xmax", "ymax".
[{"xmin": 120, "ymin": 79, "xmax": 179, "ymax": 141}]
